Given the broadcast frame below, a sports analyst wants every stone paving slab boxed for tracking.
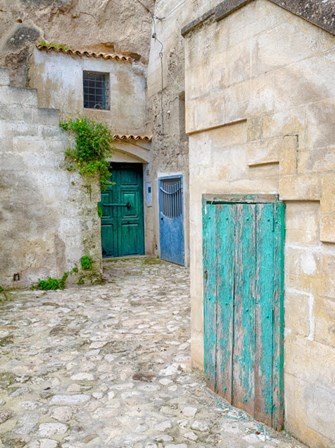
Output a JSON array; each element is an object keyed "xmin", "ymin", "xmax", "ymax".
[{"xmin": 0, "ymin": 258, "xmax": 306, "ymax": 448}]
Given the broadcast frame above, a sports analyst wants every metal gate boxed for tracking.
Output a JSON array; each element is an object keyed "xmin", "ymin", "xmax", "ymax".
[
  {"xmin": 159, "ymin": 176, "xmax": 185, "ymax": 265},
  {"xmin": 203, "ymin": 194, "xmax": 285, "ymax": 430}
]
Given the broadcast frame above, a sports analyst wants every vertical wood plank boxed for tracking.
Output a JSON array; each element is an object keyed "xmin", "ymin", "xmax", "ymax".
[
  {"xmin": 254, "ymin": 203, "xmax": 275, "ymax": 426},
  {"xmin": 216, "ymin": 204, "xmax": 236, "ymax": 401},
  {"xmin": 272, "ymin": 201, "xmax": 285, "ymax": 431},
  {"xmin": 232, "ymin": 203, "xmax": 256, "ymax": 416},
  {"xmin": 203, "ymin": 202, "xmax": 217, "ymax": 390}
]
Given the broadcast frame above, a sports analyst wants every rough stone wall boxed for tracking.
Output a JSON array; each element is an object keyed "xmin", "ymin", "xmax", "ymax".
[
  {"xmin": 183, "ymin": 1, "xmax": 335, "ymax": 446},
  {"xmin": 0, "ymin": 1, "xmax": 156, "ymax": 284},
  {"xmin": 147, "ymin": 0, "xmax": 224, "ymax": 261},
  {"xmin": 147, "ymin": 0, "xmax": 187, "ymax": 258},
  {"xmin": 0, "ymin": 68, "xmax": 101, "ymax": 289},
  {"xmin": 0, "ymin": 0, "xmax": 155, "ymax": 87}
]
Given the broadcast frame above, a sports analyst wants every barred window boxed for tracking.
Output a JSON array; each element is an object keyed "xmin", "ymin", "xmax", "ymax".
[
  {"xmin": 83, "ymin": 71, "xmax": 110, "ymax": 110},
  {"xmin": 160, "ymin": 178, "xmax": 183, "ymax": 218}
]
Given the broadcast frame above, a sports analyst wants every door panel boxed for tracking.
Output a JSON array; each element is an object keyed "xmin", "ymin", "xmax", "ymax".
[
  {"xmin": 101, "ymin": 163, "xmax": 144, "ymax": 258},
  {"xmin": 255, "ymin": 203, "xmax": 275, "ymax": 423},
  {"xmin": 233, "ymin": 204, "xmax": 257, "ymax": 416},
  {"xmin": 159, "ymin": 176, "xmax": 185, "ymax": 266},
  {"xmin": 203, "ymin": 198, "xmax": 285, "ymax": 430}
]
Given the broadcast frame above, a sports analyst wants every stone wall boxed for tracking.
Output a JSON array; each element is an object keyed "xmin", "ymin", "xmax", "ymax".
[
  {"xmin": 183, "ymin": 1, "xmax": 335, "ymax": 446},
  {"xmin": 0, "ymin": 0, "xmax": 155, "ymax": 87},
  {"xmin": 147, "ymin": 0, "xmax": 223, "ymax": 261},
  {"xmin": 0, "ymin": 68, "xmax": 101, "ymax": 289}
]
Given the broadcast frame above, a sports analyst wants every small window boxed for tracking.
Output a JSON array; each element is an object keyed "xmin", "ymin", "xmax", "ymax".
[{"xmin": 83, "ymin": 71, "xmax": 110, "ymax": 110}]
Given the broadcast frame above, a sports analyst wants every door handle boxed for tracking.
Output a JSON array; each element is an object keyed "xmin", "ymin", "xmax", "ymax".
[
  {"xmin": 126, "ymin": 202, "xmax": 131, "ymax": 210},
  {"xmin": 204, "ymin": 270, "xmax": 208, "ymax": 281}
]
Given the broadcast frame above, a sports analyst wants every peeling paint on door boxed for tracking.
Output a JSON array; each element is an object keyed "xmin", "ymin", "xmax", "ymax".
[{"xmin": 203, "ymin": 195, "xmax": 285, "ymax": 430}]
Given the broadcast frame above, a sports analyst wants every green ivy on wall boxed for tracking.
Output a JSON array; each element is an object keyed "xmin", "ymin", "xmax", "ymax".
[{"xmin": 60, "ymin": 117, "xmax": 114, "ymax": 190}]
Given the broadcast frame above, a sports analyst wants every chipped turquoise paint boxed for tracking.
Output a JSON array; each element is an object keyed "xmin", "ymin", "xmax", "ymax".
[
  {"xmin": 273, "ymin": 201, "xmax": 285, "ymax": 430},
  {"xmin": 256, "ymin": 203, "xmax": 275, "ymax": 416},
  {"xmin": 216, "ymin": 204, "xmax": 235, "ymax": 400},
  {"xmin": 202, "ymin": 196, "xmax": 285, "ymax": 430},
  {"xmin": 203, "ymin": 202, "xmax": 217, "ymax": 390},
  {"xmin": 234, "ymin": 204, "xmax": 256, "ymax": 409}
]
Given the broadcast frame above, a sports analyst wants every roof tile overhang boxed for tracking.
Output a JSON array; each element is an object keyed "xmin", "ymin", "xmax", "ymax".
[
  {"xmin": 36, "ymin": 44, "xmax": 134, "ymax": 63},
  {"xmin": 113, "ymin": 134, "xmax": 152, "ymax": 143},
  {"xmin": 181, "ymin": 0, "xmax": 335, "ymax": 37}
]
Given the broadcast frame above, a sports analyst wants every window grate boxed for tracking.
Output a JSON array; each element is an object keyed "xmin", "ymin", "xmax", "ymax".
[
  {"xmin": 160, "ymin": 178, "xmax": 183, "ymax": 218},
  {"xmin": 83, "ymin": 71, "xmax": 110, "ymax": 110}
]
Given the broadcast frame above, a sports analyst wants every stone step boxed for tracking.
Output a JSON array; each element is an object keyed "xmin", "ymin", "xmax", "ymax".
[
  {"xmin": 0, "ymin": 104, "xmax": 61, "ymax": 128},
  {"xmin": 12, "ymin": 135, "xmax": 67, "ymax": 156},
  {"xmin": 0, "ymin": 68, "xmax": 10, "ymax": 86},
  {"xmin": 35, "ymin": 108, "xmax": 61, "ymax": 127},
  {"xmin": 0, "ymin": 121, "xmax": 38, "ymax": 139},
  {"xmin": 0, "ymin": 85, "xmax": 38, "ymax": 107},
  {"xmin": 0, "ymin": 138, "xmax": 13, "ymax": 153}
]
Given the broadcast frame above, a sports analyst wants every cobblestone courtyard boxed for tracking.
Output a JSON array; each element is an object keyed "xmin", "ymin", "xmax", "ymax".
[{"xmin": 0, "ymin": 258, "xmax": 305, "ymax": 448}]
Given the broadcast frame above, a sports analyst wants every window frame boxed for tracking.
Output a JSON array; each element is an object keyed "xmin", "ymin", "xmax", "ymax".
[{"xmin": 83, "ymin": 70, "xmax": 110, "ymax": 111}]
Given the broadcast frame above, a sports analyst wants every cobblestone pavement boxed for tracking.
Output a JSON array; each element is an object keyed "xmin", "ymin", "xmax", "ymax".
[{"xmin": 0, "ymin": 258, "xmax": 305, "ymax": 448}]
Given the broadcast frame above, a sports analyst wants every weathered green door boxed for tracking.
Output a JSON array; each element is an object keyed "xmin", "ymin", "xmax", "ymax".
[
  {"xmin": 101, "ymin": 163, "xmax": 144, "ymax": 258},
  {"xmin": 203, "ymin": 195, "xmax": 285, "ymax": 430}
]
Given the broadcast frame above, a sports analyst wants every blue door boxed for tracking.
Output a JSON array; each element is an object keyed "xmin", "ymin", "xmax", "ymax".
[{"xmin": 159, "ymin": 176, "xmax": 185, "ymax": 265}]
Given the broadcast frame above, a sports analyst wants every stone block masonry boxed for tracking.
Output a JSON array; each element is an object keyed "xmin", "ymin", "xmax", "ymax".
[
  {"xmin": 0, "ymin": 68, "xmax": 101, "ymax": 288},
  {"xmin": 183, "ymin": 0, "xmax": 335, "ymax": 446}
]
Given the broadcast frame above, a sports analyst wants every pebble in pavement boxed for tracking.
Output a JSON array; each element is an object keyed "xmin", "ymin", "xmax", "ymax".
[{"xmin": 0, "ymin": 258, "xmax": 306, "ymax": 448}]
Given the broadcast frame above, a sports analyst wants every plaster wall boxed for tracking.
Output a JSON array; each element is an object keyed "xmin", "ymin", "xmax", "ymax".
[
  {"xmin": 184, "ymin": 1, "xmax": 335, "ymax": 446},
  {"xmin": 29, "ymin": 49, "xmax": 148, "ymax": 135},
  {"xmin": 29, "ymin": 48, "xmax": 154, "ymax": 258},
  {"xmin": 0, "ymin": 68, "xmax": 101, "ymax": 289}
]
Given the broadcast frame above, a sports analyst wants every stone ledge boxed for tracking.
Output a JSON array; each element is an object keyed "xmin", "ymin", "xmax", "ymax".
[
  {"xmin": 182, "ymin": 0, "xmax": 335, "ymax": 37},
  {"xmin": 181, "ymin": 9, "xmax": 215, "ymax": 37},
  {"xmin": 215, "ymin": 0, "xmax": 253, "ymax": 22}
]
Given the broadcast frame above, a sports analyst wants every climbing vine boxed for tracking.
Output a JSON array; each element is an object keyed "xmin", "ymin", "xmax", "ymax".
[{"xmin": 60, "ymin": 117, "xmax": 114, "ymax": 190}]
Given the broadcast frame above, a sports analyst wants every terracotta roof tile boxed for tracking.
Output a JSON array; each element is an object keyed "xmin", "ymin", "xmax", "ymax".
[
  {"xmin": 113, "ymin": 134, "xmax": 152, "ymax": 142},
  {"xmin": 36, "ymin": 45, "xmax": 134, "ymax": 63}
]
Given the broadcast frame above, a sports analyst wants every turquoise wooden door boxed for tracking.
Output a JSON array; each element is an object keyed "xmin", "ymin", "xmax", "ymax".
[
  {"xmin": 101, "ymin": 163, "xmax": 144, "ymax": 258},
  {"xmin": 203, "ymin": 195, "xmax": 285, "ymax": 430}
]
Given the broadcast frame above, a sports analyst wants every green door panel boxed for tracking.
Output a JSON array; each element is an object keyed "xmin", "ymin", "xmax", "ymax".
[{"xmin": 101, "ymin": 163, "xmax": 144, "ymax": 258}]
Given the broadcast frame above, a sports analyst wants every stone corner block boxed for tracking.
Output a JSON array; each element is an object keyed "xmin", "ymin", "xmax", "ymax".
[
  {"xmin": 279, "ymin": 135, "xmax": 299, "ymax": 176},
  {"xmin": 320, "ymin": 174, "xmax": 335, "ymax": 244},
  {"xmin": 279, "ymin": 174, "xmax": 321, "ymax": 201}
]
